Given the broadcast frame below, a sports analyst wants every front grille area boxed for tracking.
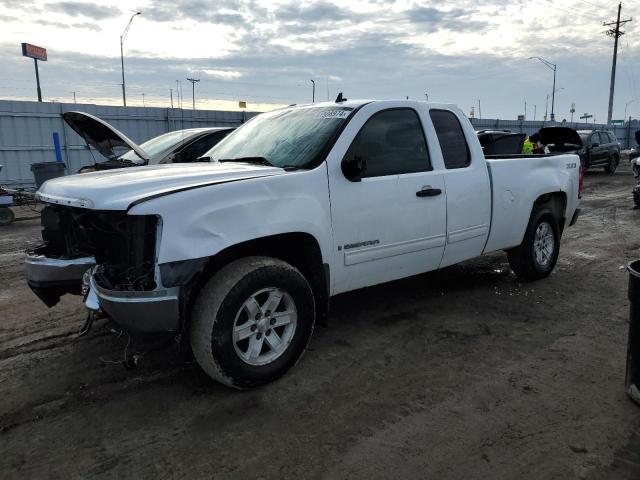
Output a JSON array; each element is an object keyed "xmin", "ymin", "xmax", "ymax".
[{"xmin": 35, "ymin": 205, "xmax": 158, "ymax": 291}]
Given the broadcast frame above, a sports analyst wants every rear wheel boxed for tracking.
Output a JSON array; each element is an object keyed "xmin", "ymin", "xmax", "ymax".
[
  {"xmin": 604, "ymin": 154, "xmax": 619, "ymax": 174},
  {"xmin": 0, "ymin": 207, "xmax": 15, "ymax": 226},
  {"xmin": 508, "ymin": 208, "xmax": 560, "ymax": 281},
  {"xmin": 190, "ymin": 256, "xmax": 315, "ymax": 389}
]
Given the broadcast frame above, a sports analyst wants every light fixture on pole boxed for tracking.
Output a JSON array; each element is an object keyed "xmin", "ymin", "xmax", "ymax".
[
  {"xmin": 529, "ymin": 56, "xmax": 557, "ymax": 121},
  {"xmin": 310, "ymin": 79, "xmax": 315, "ymax": 103},
  {"xmin": 186, "ymin": 77, "xmax": 200, "ymax": 110},
  {"xmin": 120, "ymin": 11, "xmax": 141, "ymax": 107}
]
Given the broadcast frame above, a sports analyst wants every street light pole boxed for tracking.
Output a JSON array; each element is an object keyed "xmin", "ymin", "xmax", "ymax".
[
  {"xmin": 120, "ymin": 12, "xmax": 141, "ymax": 107},
  {"xmin": 624, "ymin": 98, "xmax": 640, "ymax": 121},
  {"xmin": 529, "ymin": 56, "xmax": 557, "ymax": 121},
  {"xmin": 186, "ymin": 77, "xmax": 200, "ymax": 110},
  {"xmin": 310, "ymin": 79, "xmax": 315, "ymax": 103}
]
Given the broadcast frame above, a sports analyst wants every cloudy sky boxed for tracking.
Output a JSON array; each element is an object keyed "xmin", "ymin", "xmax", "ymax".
[{"xmin": 1, "ymin": 0, "xmax": 639, "ymax": 120}]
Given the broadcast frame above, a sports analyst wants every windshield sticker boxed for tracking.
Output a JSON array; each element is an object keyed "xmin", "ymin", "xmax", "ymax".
[{"xmin": 313, "ymin": 110, "xmax": 351, "ymax": 119}]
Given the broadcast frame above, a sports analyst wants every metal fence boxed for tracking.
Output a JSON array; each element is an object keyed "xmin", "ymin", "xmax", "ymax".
[
  {"xmin": 2, "ymin": 100, "xmax": 640, "ymax": 187},
  {"xmin": 0, "ymin": 100, "xmax": 258, "ymax": 187},
  {"xmin": 469, "ymin": 118, "xmax": 640, "ymax": 149}
]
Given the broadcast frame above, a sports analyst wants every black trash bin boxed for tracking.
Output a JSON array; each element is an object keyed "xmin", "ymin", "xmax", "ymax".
[
  {"xmin": 626, "ymin": 260, "xmax": 640, "ymax": 404},
  {"xmin": 30, "ymin": 162, "xmax": 66, "ymax": 189}
]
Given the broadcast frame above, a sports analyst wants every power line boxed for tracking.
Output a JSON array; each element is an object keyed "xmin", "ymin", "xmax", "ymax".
[{"xmin": 532, "ymin": 0, "xmax": 604, "ymax": 22}]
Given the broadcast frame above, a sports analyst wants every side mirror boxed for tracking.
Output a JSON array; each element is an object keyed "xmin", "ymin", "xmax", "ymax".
[{"xmin": 341, "ymin": 155, "xmax": 367, "ymax": 182}]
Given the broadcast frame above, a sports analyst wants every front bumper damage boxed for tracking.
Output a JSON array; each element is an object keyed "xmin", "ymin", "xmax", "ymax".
[
  {"xmin": 84, "ymin": 267, "xmax": 180, "ymax": 332},
  {"xmin": 26, "ymin": 204, "xmax": 181, "ymax": 332},
  {"xmin": 26, "ymin": 254, "xmax": 95, "ymax": 306}
]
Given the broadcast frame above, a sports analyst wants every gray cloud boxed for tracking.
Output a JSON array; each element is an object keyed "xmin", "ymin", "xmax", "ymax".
[
  {"xmin": 34, "ymin": 19, "xmax": 102, "ymax": 30},
  {"xmin": 142, "ymin": 0, "xmax": 249, "ymax": 23},
  {"xmin": 274, "ymin": 1, "xmax": 351, "ymax": 22},
  {"xmin": 406, "ymin": 6, "xmax": 489, "ymax": 33},
  {"xmin": 49, "ymin": 1, "xmax": 122, "ymax": 20}
]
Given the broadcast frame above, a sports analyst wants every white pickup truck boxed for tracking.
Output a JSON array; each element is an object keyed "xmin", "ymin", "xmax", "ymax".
[{"xmin": 26, "ymin": 99, "xmax": 581, "ymax": 388}]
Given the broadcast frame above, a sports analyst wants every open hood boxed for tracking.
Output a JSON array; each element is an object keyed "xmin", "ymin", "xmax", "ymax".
[
  {"xmin": 62, "ymin": 111, "xmax": 150, "ymax": 162},
  {"xmin": 538, "ymin": 127, "xmax": 583, "ymax": 147}
]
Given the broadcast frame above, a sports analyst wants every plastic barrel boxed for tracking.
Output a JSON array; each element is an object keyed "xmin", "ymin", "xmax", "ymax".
[
  {"xmin": 626, "ymin": 260, "xmax": 640, "ymax": 405},
  {"xmin": 30, "ymin": 162, "xmax": 66, "ymax": 189}
]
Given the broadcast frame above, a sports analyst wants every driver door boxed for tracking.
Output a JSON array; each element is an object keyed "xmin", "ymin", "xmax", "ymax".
[{"xmin": 328, "ymin": 106, "xmax": 447, "ymax": 294}]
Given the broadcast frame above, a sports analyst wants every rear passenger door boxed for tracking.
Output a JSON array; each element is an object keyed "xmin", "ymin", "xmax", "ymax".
[
  {"xmin": 328, "ymin": 106, "xmax": 447, "ymax": 293},
  {"xmin": 429, "ymin": 109, "xmax": 492, "ymax": 267},
  {"xmin": 591, "ymin": 133, "xmax": 607, "ymax": 166}
]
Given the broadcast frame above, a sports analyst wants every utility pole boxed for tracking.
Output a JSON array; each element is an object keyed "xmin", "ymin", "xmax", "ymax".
[
  {"xmin": 142, "ymin": 93, "xmax": 145, "ymax": 107},
  {"xmin": 524, "ymin": 101, "xmax": 527, "ymax": 120},
  {"xmin": 534, "ymin": 105, "xmax": 537, "ymax": 121},
  {"xmin": 604, "ymin": 3, "xmax": 632, "ymax": 125},
  {"xmin": 73, "ymin": 91, "xmax": 77, "ymax": 104},
  {"xmin": 478, "ymin": 100, "xmax": 482, "ymax": 119},
  {"xmin": 186, "ymin": 77, "xmax": 200, "ymax": 110},
  {"xmin": 170, "ymin": 88, "xmax": 173, "ymax": 108},
  {"xmin": 310, "ymin": 79, "xmax": 315, "ymax": 103}
]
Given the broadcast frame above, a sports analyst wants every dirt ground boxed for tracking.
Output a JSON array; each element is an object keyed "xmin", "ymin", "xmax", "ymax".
[{"xmin": 1, "ymin": 163, "xmax": 640, "ymax": 480}]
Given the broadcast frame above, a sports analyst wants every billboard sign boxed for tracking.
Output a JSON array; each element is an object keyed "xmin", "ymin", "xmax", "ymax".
[
  {"xmin": 239, "ymin": 101, "xmax": 247, "ymax": 108},
  {"xmin": 21, "ymin": 43, "xmax": 47, "ymax": 61}
]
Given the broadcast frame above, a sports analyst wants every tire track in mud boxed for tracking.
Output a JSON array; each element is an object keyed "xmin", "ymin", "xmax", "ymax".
[{"xmin": 0, "ymin": 364, "xmax": 191, "ymax": 434}]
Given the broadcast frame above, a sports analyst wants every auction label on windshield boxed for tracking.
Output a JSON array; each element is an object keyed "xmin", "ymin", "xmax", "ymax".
[{"xmin": 313, "ymin": 109, "xmax": 352, "ymax": 119}]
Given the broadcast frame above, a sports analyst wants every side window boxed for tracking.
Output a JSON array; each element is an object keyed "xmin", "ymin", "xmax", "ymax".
[
  {"xmin": 178, "ymin": 131, "xmax": 230, "ymax": 162},
  {"xmin": 429, "ymin": 110, "xmax": 471, "ymax": 169},
  {"xmin": 343, "ymin": 109, "xmax": 431, "ymax": 178},
  {"xmin": 599, "ymin": 132, "xmax": 610, "ymax": 145},
  {"xmin": 591, "ymin": 133, "xmax": 600, "ymax": 146}
]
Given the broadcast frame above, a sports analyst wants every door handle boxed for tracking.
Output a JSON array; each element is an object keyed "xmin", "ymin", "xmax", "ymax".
[{"xmin": 416, "ymin": 187, "xmax": 442, "ymax": 197}]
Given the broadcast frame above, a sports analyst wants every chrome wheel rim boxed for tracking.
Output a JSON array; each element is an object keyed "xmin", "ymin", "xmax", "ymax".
[
  {"xmin": 533, "ymin": 221, "xmax": 555, "ymax": 267},
  {"xmin": 232, "ymin": 287, "xmax": 297, "ymax": 366}
]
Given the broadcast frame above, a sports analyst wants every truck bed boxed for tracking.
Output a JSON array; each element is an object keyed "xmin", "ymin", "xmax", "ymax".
[{"xmin": 483, "ymin": 153, "xmax": 580, "ymax": 254}]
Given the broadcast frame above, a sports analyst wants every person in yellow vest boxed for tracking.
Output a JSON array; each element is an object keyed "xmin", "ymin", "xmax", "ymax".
[
  {"xmin": 522, "ymin": 135, "xmax": 534, "ymax": 154},
  {"xmin": 522, "ymin": 132, "xmax": 542, "ymax": 154}
]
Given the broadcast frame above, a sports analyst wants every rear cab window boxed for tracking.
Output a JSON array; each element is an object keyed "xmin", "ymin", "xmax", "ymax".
[{"xmin": 429, "ymin": 109, "xmax": 471, "ymax": 169}]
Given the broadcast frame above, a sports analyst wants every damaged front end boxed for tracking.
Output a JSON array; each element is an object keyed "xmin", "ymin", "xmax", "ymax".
[{"xmin": 26, "ymin": 205, "xmax": 179, "ymax": 332}]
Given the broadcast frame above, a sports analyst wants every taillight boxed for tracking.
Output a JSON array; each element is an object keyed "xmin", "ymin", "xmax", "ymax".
[{"xmin": 578, "ymin": 162, "xmax": 584, "ymax": 199}]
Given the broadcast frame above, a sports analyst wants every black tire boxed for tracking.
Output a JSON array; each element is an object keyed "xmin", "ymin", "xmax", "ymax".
[
  {"xmin": 604, "ymin": 154, "xmax": 619, "ymax": 174},
  {"xmin": 190, "ymin": 256, "xmax": 315, "ymax": 389},
  {"xmin": 507, "ymin": 208, "xmax": 560, "ymax": 281},
  {"xmin": 0, "ymin": 207, "xmax": 15, "ymax": 226},
  {"xmin": 634, "ymin": 186, "xmax": 640, "ymax": 208}
]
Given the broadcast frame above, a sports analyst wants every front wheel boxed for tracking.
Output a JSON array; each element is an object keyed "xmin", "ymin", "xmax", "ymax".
[
  {"xmin": 508, "ymin": 208, "xmax": 560, "ymax": 281},
  {"xmin": 190, "ymin": 256, "xmax": 315, "ymax": 389},
  {"xmin": 0, "ymin": 207, "xmax": 15, "ymax": 226},
  {"xmin": 604, "ymin": 154, "xmax": 619, "ymax": 174}
]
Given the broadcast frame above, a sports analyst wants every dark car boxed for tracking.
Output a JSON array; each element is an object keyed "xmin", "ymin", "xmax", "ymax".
[
  {"xmin": 62, "ymin": 111, "xmax": 235, "ymax": 172},
  {"xmin": 577, "ymin": 129, "xmax": 620, "ymax": 173}
]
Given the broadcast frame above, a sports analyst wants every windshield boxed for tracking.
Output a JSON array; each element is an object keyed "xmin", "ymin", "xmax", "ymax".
[
  {"xmin": 120, "ymin": 130, "xmax": 195, "ymax": 162},
  {"xmin": 203, "ymin": 106, "xmax": 354, "ymax": 169}
]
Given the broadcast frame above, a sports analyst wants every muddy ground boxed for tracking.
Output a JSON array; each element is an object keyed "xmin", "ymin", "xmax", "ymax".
[{"xmin": 1, "ymin": 164, "xmax": 640, "ymax": 479}]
